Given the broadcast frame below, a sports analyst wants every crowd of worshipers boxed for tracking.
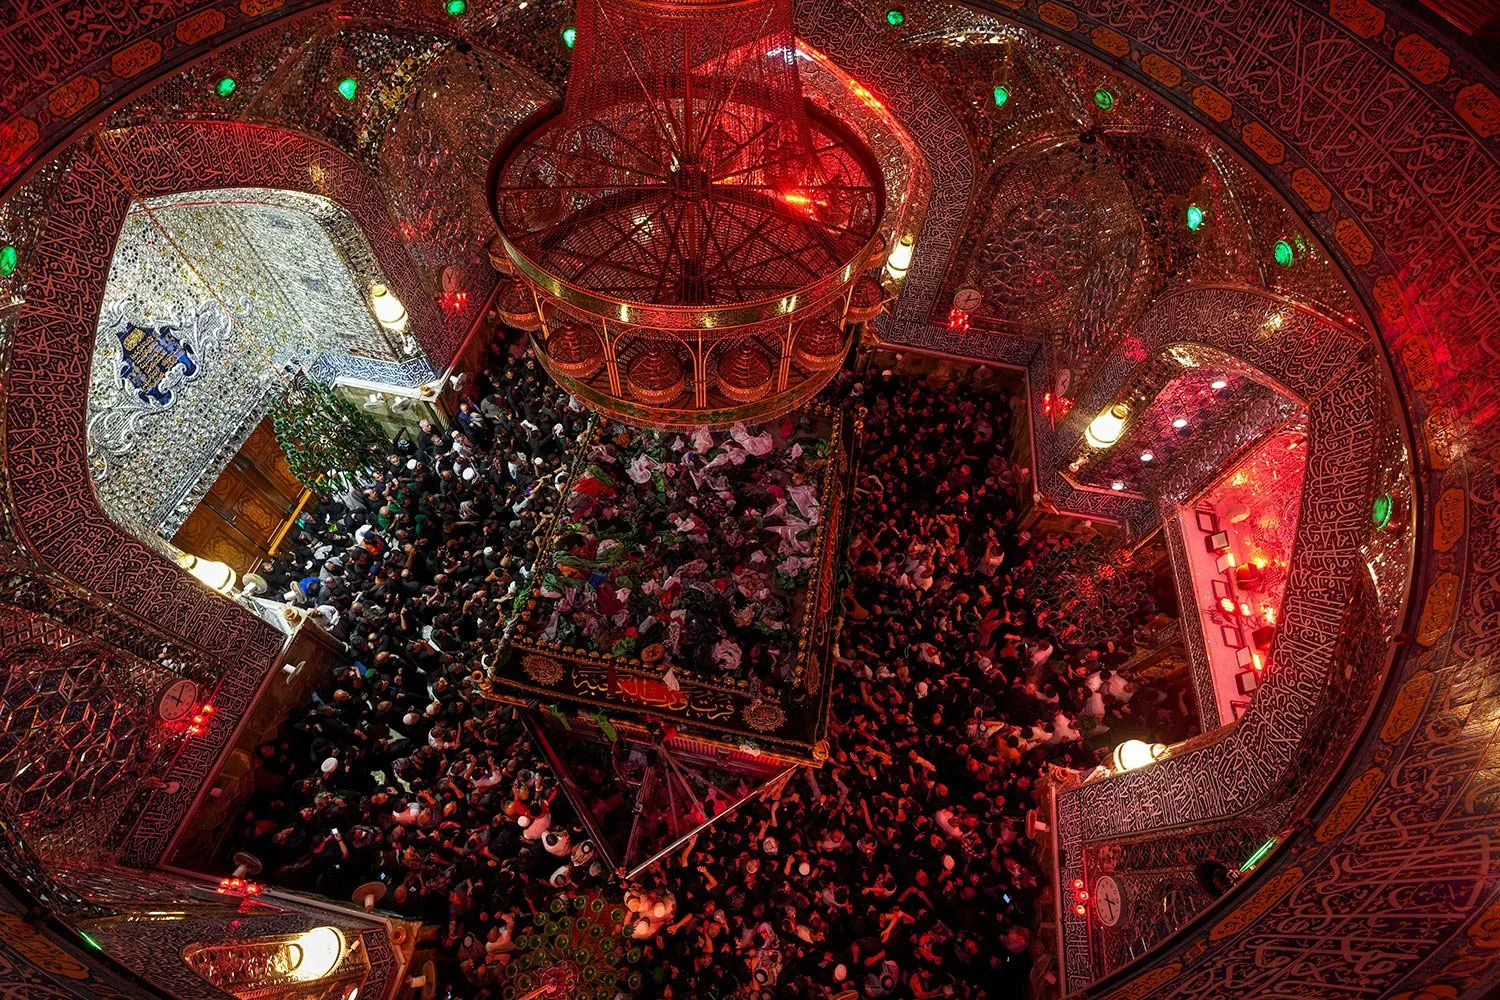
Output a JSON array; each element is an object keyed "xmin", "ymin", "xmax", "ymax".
[
  {"xmin": 533, "ymin": 416, "xmax": 831, "ymax": 687},
  {"xmin": 243, "ymin": 350, "xmax": 1170, "ymax": 998}
]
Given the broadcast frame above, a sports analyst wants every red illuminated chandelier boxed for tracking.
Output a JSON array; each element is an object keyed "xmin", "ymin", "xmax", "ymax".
[{"xmin": 488, "ymin": 0, "xmax": 884, "ymax": 428}]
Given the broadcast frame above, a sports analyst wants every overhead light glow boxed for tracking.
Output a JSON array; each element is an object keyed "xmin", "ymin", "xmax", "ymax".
[
  {"xmin": 847, "ymin": 80, "xmax": 884, "ymax": 109},
  {"xmin": 1372, "ymin": 492, "xmax": 1393, "ymax": 529},
  {"xmin": 1211, "ymin": 378, "xmax": 1228, "ymax": 390},
  {"xmin": 177, "ymin": 553, "xmax": 237, "ymax": 594},
  {"xmin": 1084, "ymin": 402, "xmax": 1129, "ymax": 448},
  {"xmin": 369, "ymin": 282, "xmax": 409, "ymax": 332},
  {"xmin": 1139, "ymin": 451, "xmax": 1153, "ymax": 462},
  {"xmin": 1110, "ymin": 480, "xmax": 1125, "ymax": 491},
  {"xmin": 1112, "ymin": 739, "xmax": 1164, "ymax": 771},
  {"xmin": 287, "ymin": 927, "xmax": 346, "ymax": 982},
  {"xmin": 1241, "ymin": 836, "xmax": 1278, "ymax": 871},
  {"xmin": 337, "ymin": 77, "xmax": 358, "ymax": 100},
  {"xmin": 884, "ymin": 232, "xmax": 916, "ymax": 280},
  {"xmin": 215, "ymin": 76, "xmax": 237, "ymax": 98},
  {"xmin": 1172, "ymin": 417, "xmax": 1188, "ymax": 429}
]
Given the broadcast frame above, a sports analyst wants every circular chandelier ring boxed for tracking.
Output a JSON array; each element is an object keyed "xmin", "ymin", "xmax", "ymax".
[{"xmin": 488, "ymin": 101, "xmax": 884, "ymax": 336}]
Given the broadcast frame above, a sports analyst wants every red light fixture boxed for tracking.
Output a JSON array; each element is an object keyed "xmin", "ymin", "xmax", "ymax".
[
  {"xmin": 488, "ymin": 0, "xmax": 883, "ymax": 428},
  {"xmin": 217, "ymin": 877, "xmax": 264, "ymax": 896},
  {"xmin": 185, "ymin": 703, "xmax": 216, "ymax": 737}
]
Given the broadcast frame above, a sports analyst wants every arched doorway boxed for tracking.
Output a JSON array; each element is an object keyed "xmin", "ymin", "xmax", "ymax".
[{"xmin": 88, "ymin": 187, "xmax": 436, "ymax": 577}]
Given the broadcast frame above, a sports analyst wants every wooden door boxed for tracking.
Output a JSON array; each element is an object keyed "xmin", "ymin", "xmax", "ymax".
[{"xmin": 172, "ymin": 421, "xmax": 311, "ymax": 576}]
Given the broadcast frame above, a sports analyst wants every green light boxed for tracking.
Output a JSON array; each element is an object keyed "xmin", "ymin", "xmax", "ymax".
[
  {"xmin": 337, "ymin": 77, "xmax": 358, "ymax": 101},
  {"xmin": 1093, "ymin": 88, "xmax": 1115, "ymax": 111},
  {"xmin": 1241, "ymin": 836, "xmax": 1278, "ymax": 872},
  {"xmin": 885, "ymin": 7, "xmax": 905, "ymax": 26},
  {"xmin": 1186, "ymin": 204, "xmax": 1205, "ymax": 231},
  {"xmin": 445, "ymin": 0, "xmax": 467, "ymax": 13},
  {"xmin": 0, "ymin": 244, "xmax": 16, "ymax": 278},
  {"xmin": 1372, "ymin": 493, "xmax": 1393, "ymax": 529},
  {"xmin": 78, "ymin": 931, "xmax": 103, "ymax": 951},
  {"xmin": 215, "ymin": 76, "xmax": 236, "ymax": 98},
  {"xmin": 561, "ymin": 26, "xmax": 576, "ymax": 48},
  {"xmin": 1274, "ymin": 239, "xmax": 1295, "ymax": 267},
  {"xmin": 992, "ymin": 85, "xmax": 1010, "ymax": 108}
]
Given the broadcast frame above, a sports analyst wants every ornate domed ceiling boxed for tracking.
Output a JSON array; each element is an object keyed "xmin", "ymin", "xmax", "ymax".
[
  {"xmin": 0, "ymin": 0, "xmax": 1368, "ymax": 403},
  {"xmin": 0, "ymin": 2, "xmax": 1495, "ymax": 1000}
]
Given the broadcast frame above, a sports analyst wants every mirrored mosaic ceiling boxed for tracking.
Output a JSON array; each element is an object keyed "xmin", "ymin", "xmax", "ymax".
[
  {"xmin": 88, "ymin": 189, "xmax": 406, "ymax": 537},
  {"xmin": 0, "ymin": 1, "xmax": 1494, "ymax": 1000},
  {"xmin": 66, "ymin": 0, "xmax": 1366, "ymax": 379}
]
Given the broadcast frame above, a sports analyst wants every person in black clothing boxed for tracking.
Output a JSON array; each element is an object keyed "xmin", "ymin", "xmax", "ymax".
[{"xmin": 246, "ymin": 362, "xmax": 1165, "ymax": 998}]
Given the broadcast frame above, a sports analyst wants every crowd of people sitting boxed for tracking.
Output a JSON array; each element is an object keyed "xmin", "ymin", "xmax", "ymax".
[{"xmin": 242, "ymin": 341, "xmax": 1174, "ymax": 998}]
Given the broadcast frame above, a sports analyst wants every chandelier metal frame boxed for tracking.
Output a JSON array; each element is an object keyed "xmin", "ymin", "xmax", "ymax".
[{"xmin": 486, "ymin": 0, "xmax": 885, "ymax": 428}]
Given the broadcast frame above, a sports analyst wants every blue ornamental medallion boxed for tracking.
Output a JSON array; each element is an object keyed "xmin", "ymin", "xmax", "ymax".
[{"xmin": 116, "ymin": 320, "xmax": 198, "ymax": 406}]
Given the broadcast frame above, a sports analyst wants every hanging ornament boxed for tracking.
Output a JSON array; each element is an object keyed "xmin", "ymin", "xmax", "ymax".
[{"xmin": 269, "ymin": 373, "xmax": 385, "ymax": 491}]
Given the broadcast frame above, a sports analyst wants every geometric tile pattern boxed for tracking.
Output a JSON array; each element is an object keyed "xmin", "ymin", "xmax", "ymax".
[
  {"xmin": 961, "ymin": 1, "xmax": 1498, "ymax": 996},
  {"xmin": 795, "ymin": 0, "xmax": 977, "ymax": 335},
  {"xmin": 0, "ymin": 604, "xmax": 178, "ymax": 863},
  {"xmin": 1048, "ymin": 286, "xmax": 1399, "ymax": 988},
  {"xmin": 91, "ymin": 190, "xmax": 405, "ymax": 536},
  {"xmin": 50, "ymin": 861, "xmax": 405, "ymax": 1000},
  {"xmin": 0, "ymin": 4, "xmax": 1497, "ymax": 1000},
  {"xmin": 0, "ymin": 645, "xmax": 148, "ymax": 816}
]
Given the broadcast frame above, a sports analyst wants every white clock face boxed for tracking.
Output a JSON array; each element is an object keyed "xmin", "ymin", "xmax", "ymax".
[
  {"xmin": 157, "ymin": 678, "xmax": 200, "ymax": 722},
  {"xmin": 953, "ymin": 286, "xmax": 983, "ymax": 311},
  {"xmin": 1094, "ymin": 875, "xmax": 1124, "ymax": 927}
]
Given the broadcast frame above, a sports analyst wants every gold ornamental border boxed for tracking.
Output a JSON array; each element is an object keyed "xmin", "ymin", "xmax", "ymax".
[
  {"xmin": 488, "ymin": 102, "xmax": 886, "ymax": 336},
  {"xmin": 537, "ymin": 352, "xmax": 837, "ymax": 433}
]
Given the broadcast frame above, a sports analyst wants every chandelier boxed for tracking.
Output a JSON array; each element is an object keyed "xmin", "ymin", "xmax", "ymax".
[{"xmin": 488, "ymin": 0, "xmax": 884, "ymax": 428}]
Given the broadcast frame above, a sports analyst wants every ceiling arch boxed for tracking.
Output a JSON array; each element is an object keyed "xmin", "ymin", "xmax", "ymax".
[
  {"xmin": 1043, "ymin": 283, "xmax": 1398, "ymax": 988},
  {"xmin": 2, "ymin": 118, "xmax": 458, "ymax": 865},
  {"xmin": 0, "ymin": 3, "xmax": 1496, "ymax": 998}
]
